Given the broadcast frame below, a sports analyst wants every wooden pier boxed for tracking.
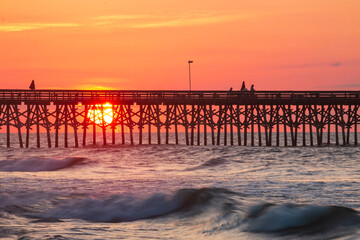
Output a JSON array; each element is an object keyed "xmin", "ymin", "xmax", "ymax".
[{"xmin": 0, "ymin": 90, "xmax": 359, "ymax": 147}]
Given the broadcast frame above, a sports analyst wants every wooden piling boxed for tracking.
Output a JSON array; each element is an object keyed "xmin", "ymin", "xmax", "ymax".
[
  {"xmin": 112, "ymin": 105, "xmax": 116, "ymax": 145},
  {"xmin": 55, "ymin": 105, "xmax": 59, "ymax": 148},
  {"xmin": 64, "ymin": 105, "xmax": 68, "ymax": 148},
  {"xmin": 6, "ymin": 105, "xmax": 10, "ymax": 148},
  {"xmin": 175, "ymin": 105, "xmax": 179, "ymax": 145},
  {"xmin": 25, "ymin": 105, "xmax": 30, "ymax": 148},
  {"xmin": 276, "ymin": 106, "xmax": 280, "ymax": 147},
  {"xmin": 251, "ymin": 105, "xmax": 255, "ymax": 146},
  {"xmin": 156, "ymin": 104, "xmax": 160, "ymax": 145},
  {"xmin": 165, "ymin": 105, "xmax": 170, "ymax": 145},
  {"xmin": 355, "ymin": 105, "xmax": 358, "ymax": 145},
  {"xmin": 92, "ymin": 105, "xmax": 96, "ymax": 145},
  {"xmin": 257, "ymin": 106, "xmax": 261, "ymax": 147},
  {"xmin": 346, "ymin": 105, "xmax": 351, "ymax": 145},
  {"xmin": 302, "ymin": 106, "xmax": 306, "ymax": 146},
  {"xmin": 197, "ymin": 105, "xmax": 201, "ymax": 146},
  {"xmin": 283, "ymin": 106, "xmax": 288, "ymax": 146},
  {"xmin": 83, "ymin": 105, "xmax": 88, "ymax": 146},
  {"xmin": 230, "ymin": 105, "xmax": 234, "ymax": 146},
  {"xmin": 335, "ymin": 105, "xmax": 339, "ymax": 145},
  {"xmin": 147, "ymin": 105, "xmax": 151, "ymax": 144},
  {"xmin": 127, "ymin": 105, "xmax": 134, "ymax": 145},
  {"xmin": 36, "ymin": 105, "xmax": 40, "ymax": 148},
  {"xmin": 210, "ymin": 105, "xmax": 215, "ymax": 145},
  {"xmin": 14, "ymin": 105, "xmax": 23, "ymax": 148},
  {"xmin": 101, "ymin": 105, "xmax": 107, "ymax": 146},
  {"xmin": 244, "ymin": 105, "xmax": 248, "ymax": 146},
  {"xmin": 327, "ymin": 106, "xmax": 331, "ymax": 145},
  {"xmin": 183, "ymin": 104, "xmax": 189, "ymax": 145},
  {"xmin": 203, "ymin": 105, "xmax": 207, "ymax": 146},
  {"xmin": 139, "ymin": 105, "xmax": 144, "ymax": 145},
  {"xmin": 190, "ymin": 105, "xmax": 195, "ymax": 145},
  {"xmin": 224, "ymin": 105, "xmax": 228, "ymax": 146},
  {"xmin": 309, "ymin": 106, "xmax": 314, "ymax": 146},
  {"xmin": 340, "ymin": 105, "xmax": 346, "ymax": 145},
  {"xmin": 43, "ymin": 105, "xmax": 52, "ymax": 148},
  {"xmin": 237, "ymin": 105, "xmax": 241, "ymax": 146},
  {"xmin": 217, "ymin": 105, "xmax": 223, "ymax": 145}
]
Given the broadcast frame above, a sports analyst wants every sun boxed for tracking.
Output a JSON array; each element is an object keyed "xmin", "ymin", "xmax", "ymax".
[{"xmin": 87, "ymin": 103, "xmax": 113, "ymax": 125}]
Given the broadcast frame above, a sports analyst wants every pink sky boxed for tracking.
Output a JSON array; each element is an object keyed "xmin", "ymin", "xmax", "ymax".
[{"xmin": 0, "ymin": 0, "xmax": 359, "ymax": 90}]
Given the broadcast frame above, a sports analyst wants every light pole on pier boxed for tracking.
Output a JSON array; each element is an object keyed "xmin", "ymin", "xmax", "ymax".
[{"xmin": 188, "ymin": 60, "xmax": 193, "ymax": 91}]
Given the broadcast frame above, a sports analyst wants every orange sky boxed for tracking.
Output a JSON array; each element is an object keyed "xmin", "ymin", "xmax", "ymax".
[{"xmin": 0, "ymin": 0, "xmax": 359, "ymax": 90}]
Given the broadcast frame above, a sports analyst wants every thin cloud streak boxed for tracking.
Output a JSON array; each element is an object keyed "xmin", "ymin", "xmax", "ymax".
[
  {"xmin": 316, "ymin": 82, "xmax": 360, "ymax": 90},
  {"xmin": 279, "ymin": 62, "xmax": 344, "ymax": 69},
  {"xmin": 0, "ymin": 23, "xmax": 80, "ymax": 32},
  {"xmin": 0, "ymin": 12, "xmax": 257, "ymax": 32},
  {"xmin": 93, "ymin": 14, "xmax": 155, "ymax": 21},
  {"xmin": 129, "ymin": 15, "xmax": 246, "ymax": 28},
  {"xmin": 93, "ymin": 12, "xmax": 257, "ymax": 29},
  {"xmin": 333, "ymin": 83, "xmax": 360, "ymax": 89}
]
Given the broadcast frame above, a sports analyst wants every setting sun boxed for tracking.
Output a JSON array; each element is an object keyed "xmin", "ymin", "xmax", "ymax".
[{"xmin": 87, "ymin": 103, "xmax": 113, "ymax": 125}]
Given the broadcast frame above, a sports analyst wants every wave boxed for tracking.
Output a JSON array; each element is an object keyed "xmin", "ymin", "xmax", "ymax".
[
  {"xmin": 39, "ymin": 188, "xmax": 234, "ymax": 223},
  {"xmin": 245, "ymin": 202, "xmax": 360, "ymax": 234},
  {"xmin": 187, "ymin": 157, "xmax": 228, "ymax": 170},
  {"xmin": 0, "ymin": 157, "xmax": 87, "ymax": 172}
]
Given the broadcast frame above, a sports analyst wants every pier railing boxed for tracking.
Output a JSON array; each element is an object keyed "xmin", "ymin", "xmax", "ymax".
[{"xmin": 1, "ymin": 90, "xmax": 359, "ymax": 104}]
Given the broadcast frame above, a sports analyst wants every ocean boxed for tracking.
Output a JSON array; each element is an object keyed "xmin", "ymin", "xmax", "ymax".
[{"xmin": 0, "ymin": 133, "xmax": 359, "ymax": 239}]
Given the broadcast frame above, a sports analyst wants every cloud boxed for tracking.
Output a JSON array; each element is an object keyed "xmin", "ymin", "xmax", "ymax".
[
  {"xmin": 0, "ymin": 22, "xmax": 80, "ymax": 32},
  {"xmin": 316, "ymin": 82, "xmax": 360, "ymax": 90},
  {"xmin": 84, "ymin": 77, "xmax": 124, "ymax": 84},
  {"xmin": 0, "ymin": 11, "xmax": 256, "ymax": 32},
  {"xmin": 333, "ymin": 83, "xmax": 360, "ymax": 89},
  {"xmin": 92, "ymin": 12, "xmax": 254, "ymax": 29},
  {"xmin": 280, "ymin": 62, "xmax": 343, "ymax": 69},
  {"xmin": 72, "ymin": 84, "xmax": 117, "ymax": 90},
  {"xmin": 93, "ymin": 14, "xmax": 154, "ymax": 21},
  {"xmin": 72, "ymin": 77, "xmax": 129, "ymax": 90},
  {"xmin": 331, "ymin": 62, "xmax": 341, "ymax": 67}
]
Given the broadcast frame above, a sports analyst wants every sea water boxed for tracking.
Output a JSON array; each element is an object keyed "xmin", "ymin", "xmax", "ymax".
[{"xmin": 0, "ymin": 133, "xmax": 359, "ymax": 239}]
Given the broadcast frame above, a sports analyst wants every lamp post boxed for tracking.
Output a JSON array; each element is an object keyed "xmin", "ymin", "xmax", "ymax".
[{"xmin": 188, "ymin": 60, "xmax": 193, "ymax": 91}]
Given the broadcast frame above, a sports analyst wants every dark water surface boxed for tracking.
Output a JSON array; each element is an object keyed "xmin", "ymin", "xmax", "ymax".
[{"xmin": 0, "ymin": 134, "xmax": 359, "ymax": 239}]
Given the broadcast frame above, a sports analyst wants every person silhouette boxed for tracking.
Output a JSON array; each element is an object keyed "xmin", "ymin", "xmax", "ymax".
[
  {"xmin": 29, "ymin": 80, "xmax": 35, "ymax": 90},
  {"xmin": 240, "ymin": 81, "xmax": 246, "ymax": 91},
  {"xmin": 250, "ymin": 85, "xmax": 255, "ymax": 92}
]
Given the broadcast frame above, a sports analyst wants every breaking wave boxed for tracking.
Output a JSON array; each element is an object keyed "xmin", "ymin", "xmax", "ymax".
[
  {"xmin": 0, "ymin": 157, "xmax": 87, "ymax": 172},
  {"xmin": 245, "ymin": 203, "xmax": 359, "ymax": 233},
  {"xmin": 43, "ymin": 188, "xmax": 233, "ymax": 223}
]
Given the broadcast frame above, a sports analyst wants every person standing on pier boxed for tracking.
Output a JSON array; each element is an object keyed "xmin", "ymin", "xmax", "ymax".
[
  {"xmin": 250, "ymin": 85, "xmax": 255, "ymax": 92},
  {"xmin": 241, "ymin": 81, "xmax": 245, "ymax": 91},
  {"xmin": 241, "ymin": 81, "xmax": 248, "ymax": 91},
  {"xmin": 29, "ymin": 80, "xmax": 35, "ymax": 90}
]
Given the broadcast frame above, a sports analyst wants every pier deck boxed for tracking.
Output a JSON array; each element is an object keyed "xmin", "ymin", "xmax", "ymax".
[{"xmin": 0, "ymin": 90, "xmax": 359, "ymax": 147}]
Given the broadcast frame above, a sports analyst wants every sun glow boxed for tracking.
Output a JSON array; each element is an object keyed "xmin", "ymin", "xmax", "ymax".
[{"xmin": 87, "ymin": 103, "xmax": 113, "ymax": 125}]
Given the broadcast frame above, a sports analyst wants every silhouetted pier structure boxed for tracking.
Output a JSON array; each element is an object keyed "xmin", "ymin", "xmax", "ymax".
[{"xmin": 0, "ymin": 90, "xmax": 359, "ymax": 147}]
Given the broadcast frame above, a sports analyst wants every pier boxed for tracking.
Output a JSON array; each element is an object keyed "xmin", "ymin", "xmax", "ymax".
[{"xmin": 0, "ymin": 90, "xmax": 359, "ymax": 147}]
